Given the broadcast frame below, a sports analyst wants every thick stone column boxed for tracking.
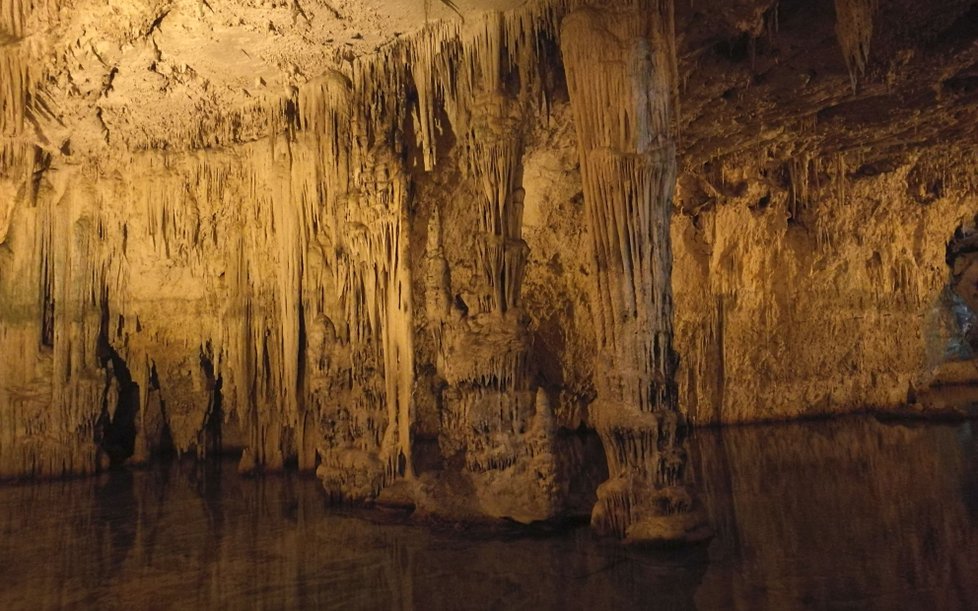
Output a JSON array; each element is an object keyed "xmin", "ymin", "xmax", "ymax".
[
  {"xmin": 431, "ymin": 94, "xmax": 558, "ymax": 523},
  {"xmin": 561, "ymin": 4, "xmax": 709, "ymax": 543}
]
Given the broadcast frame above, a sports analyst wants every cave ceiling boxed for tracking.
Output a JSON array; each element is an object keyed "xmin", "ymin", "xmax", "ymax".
[{"xmin": 3, "ymin": 0, "xmax": 976, "ymax": 177}]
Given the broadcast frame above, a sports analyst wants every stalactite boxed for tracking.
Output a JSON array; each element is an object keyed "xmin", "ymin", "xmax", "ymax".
[
  {"xmin": 0, "ymin": 0, "xmax": 60, "ymax": 40},
  {"xmin": 834, "ymin": 0, "xmax": 878, "ymax": 93},
  {"xmin": 0, "ymin": 0, "xmax": 63, "ymax": 150},
  {"xmin": 0, "ymin": 0, "xmax": 661, "ymax": 532},
  {"xmin": 787, "ymin": 152, "xmax": 812, "ymax": 221},
  {"xmin": 334, "ymin": 151, "xmax": 416, "ymax": 485},
  {"xmin": 0, "ymin": 45, "xmax": 31, "ymax": 137}
]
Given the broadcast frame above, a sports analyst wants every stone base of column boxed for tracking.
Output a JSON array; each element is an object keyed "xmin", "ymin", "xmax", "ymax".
[
  {"xmin": 589, "ymin": 401, "xmax": 712, "ymax": 543},
  {"xmin": 592, "ymin": 475, "xmax": 711, "ymax": 544}
]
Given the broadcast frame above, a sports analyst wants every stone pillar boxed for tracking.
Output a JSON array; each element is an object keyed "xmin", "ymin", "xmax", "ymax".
[
  {"xmin": 561, "ymin": 4, "xmax": 709, "ymax": 543},
  {"xmin": 433, "ymin": 96, "xmax": 558, "ymax": 523}
]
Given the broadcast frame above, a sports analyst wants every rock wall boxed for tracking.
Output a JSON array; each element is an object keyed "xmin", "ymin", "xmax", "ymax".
[
  {"xmin": 2, "ymin": 0, "xmax": 978, "ymax": 534},
  {"xmin": 673, "ymin": 151, "xmax": 978, "ymax": 425}
]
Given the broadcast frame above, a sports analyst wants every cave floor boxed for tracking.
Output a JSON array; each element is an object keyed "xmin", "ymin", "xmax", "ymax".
[{"xmin": 0, "ymin": 416, "xmax": 976, "ymax": 610}]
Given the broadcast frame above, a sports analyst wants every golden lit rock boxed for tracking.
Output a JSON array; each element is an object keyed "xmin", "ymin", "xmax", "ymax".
[{"xmin": 2, "ymin": 0, "xmax": 978, "ymax": 556}]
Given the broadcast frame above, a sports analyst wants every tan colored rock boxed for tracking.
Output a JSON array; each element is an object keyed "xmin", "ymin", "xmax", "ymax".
[{"xmin": 2, "ymin": 0, "xmax": 978, "ymax": 542}]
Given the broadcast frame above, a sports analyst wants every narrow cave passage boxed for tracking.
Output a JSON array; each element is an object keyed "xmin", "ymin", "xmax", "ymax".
[{"xmin": 916, "ymin": 220, "xmax": 978, "ymax": 415}]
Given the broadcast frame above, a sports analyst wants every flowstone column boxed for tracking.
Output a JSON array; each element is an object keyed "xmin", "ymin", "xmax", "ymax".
[
  {"xmin": 561, "ymin": 5, "xmax": 709, "ymax": 542},
  {"xmin": 431, "ymin": 97, "xmax": 559, "ymax": 523}
]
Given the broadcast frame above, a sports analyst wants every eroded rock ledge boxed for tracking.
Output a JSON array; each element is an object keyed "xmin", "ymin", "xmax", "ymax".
[{"xmin": 2, "ymin": 0, "xmax": 978, "ymax": 542}]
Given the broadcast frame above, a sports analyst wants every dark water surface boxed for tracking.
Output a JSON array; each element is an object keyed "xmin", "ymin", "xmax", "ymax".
[{"xmin": 1, "ymin": 417, "xmax": 977, "ymax": 610}]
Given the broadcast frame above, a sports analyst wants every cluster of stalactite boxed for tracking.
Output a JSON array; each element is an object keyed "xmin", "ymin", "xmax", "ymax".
[
  {"xmin": 0, "ymin": 0, "xmax": 75, "ymax": 477},
  {"xmin": 0, "ymin": 2, "xmax": 576, "ymax": 529},
  {"xmin": 1, "ymin": 0, "xmax": 110, "ymax": 475},
  {"xmin": 419, "ymin": 14, "xmax": 559, "ymax": 522},
  {"xmin": 561, "ymin": 3, "xmax": 707, "ymax": 542},
  {"xmin": 0, "ymin": 145, "xmax": 106, "ymax": 478},
  {"xmin": 0, "ymin": 0, "xmax": 716, "ymax": 541}
]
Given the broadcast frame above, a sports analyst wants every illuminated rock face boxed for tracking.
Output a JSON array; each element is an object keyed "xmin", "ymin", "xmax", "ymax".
[
  {"xmin": 3, "ymin": 0, "xmax": 978, "ymax": 540},
  {"xmin": 561, "ymin": 5, "xmax": 708, "ymax": 541}
]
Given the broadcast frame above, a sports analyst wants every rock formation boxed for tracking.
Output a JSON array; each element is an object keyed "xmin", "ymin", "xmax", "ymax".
[
  {"xmin": 561, "ymin": 3, "xmax": 707, "ymax": 541},
  {"xmin": 2, "ymin": 0, "xmax": 978, "ymax": 542}
]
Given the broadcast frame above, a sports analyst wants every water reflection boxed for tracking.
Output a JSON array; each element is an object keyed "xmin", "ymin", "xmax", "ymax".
[
  {"xmin": 0, "ymin": 417, "xmax": 975, "ymax": 610},
  {"xmin": 693, "ymin": 418, "xmax": 978, "ymax": 610}
]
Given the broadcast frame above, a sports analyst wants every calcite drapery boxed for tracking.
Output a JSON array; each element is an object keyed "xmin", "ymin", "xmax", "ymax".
[
  {"xmin": 561, "ymin": 4, "xmax": 708, "ymax": 542},
  {"xmin": 420, "ymin": 13, "xmax": 559, "ymax": 523}
]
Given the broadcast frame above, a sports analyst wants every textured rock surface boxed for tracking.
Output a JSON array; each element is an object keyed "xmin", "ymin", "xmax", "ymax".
[
  {"xmin": 561, "ymin": 4, "xmax": 707, "ymax": 541},
  {"xmin": 2, "ymin": 0, "xmax": 978, "ymax": 537}
]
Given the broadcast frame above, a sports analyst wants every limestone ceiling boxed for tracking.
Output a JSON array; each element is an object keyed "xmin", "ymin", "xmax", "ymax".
[
  {"xmin": 4, "ymin": 0, "xmax": 978, "ymax": 170},
  {"xmin": 4, "ymin": 0, "xmax": 523, "ymax": 156}
]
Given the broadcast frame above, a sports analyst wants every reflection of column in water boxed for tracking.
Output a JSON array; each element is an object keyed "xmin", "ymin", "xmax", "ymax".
[{"xmin": 94, "ymin": 468, "xmax": 138, "ymax": 577}]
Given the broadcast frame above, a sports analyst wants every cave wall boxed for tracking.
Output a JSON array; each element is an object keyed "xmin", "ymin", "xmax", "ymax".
[
  {"xmin": 1, "ymin": 0, "xmax": 978, "ymax": 520},
  {"xmin": 5, "ymin": 101, "xmax": 977, "ymax": 477},
  {"xmin": 673, "ymin": 151, "xmax": 978, "ymax": 425}
]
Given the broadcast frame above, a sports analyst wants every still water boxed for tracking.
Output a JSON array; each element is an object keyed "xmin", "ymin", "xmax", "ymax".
[{"xmin": 1, "ymin": 417, "xmax": 976, "ymax": 610}]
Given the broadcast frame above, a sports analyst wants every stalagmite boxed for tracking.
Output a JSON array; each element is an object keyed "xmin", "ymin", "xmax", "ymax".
[{"xmin": 561, "ymin": 3, "xmax": 709, "ymax": 543}]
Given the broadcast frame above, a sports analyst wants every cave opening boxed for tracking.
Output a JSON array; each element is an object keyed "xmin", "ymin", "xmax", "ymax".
[
  {"xmin": 940, "ymin": 220, "xmax": 978, "ymax": 362},
  {"xmin": 918, "ymin": 219, "xmax": 978, "ymax": 415}
]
